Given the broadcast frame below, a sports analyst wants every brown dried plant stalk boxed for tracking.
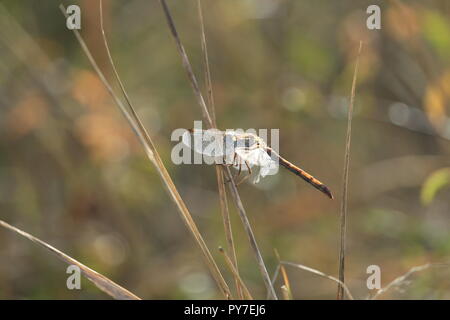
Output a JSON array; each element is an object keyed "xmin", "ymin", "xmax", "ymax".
[
  {"xmin": 337, "ymin": 41, "xmax": 363, "ymax": 300},
  {"xmin": 159, "ymin": 0, "xmax": 277, "ymax": 299},
  {"xmin": 196, "ymin": 0, "xmax": 243, "ymax": 299},
  {"xmin": 59, "ymin": 3, "xmax": 232, "ymax": 299},
  {"xmin": 0, "ymin": 219, "xmax": 141, "ymax": 300}
]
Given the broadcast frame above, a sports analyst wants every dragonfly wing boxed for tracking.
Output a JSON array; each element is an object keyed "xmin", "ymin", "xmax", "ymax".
[
  {"xmin": 234, "ymin": 148, "xmax": 279, "ymax": 183},
  {"xmin": 182, "ymin": 129, "xmax": 228, "ymax": 157}
]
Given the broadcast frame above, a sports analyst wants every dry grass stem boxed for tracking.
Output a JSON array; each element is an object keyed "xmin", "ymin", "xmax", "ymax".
[
  {"xmin": 275, "ymin": 249, "xmax": 292, "ymax": 299},
  {"xmin": 281, "ymin": 285, "xmax": 291, "ymax": 300},
  {"xmin": 59, "ymin": 3, "xmax": 232, "ymax": 299},
  {"xmin": 0, "ymin": 219, "xmax": 141, "ymax": 300},
  {"xmin": 219, "ymin": 247, "xmax": 253, "ymax": 300},
  {"xmin": 337, "ymin": 41, "xmax": 363, "ymax": 300},
  {"xmin": 159, "ymin": 0, "xmax": 213, "ymax": 127},
  {"xmin": 196, "ymin": 0, "xmax": 242, "ymax": 299},
  {"xmin": 159, "ymin": 0, "xmax": 277, "ymax": 299},
  {"xmin": 281, "ymin": 261, "xmax": 354, "ymax": 300},
  {"xmin": 224, "ymin": 167, "xmax": 278, "ymax": 300},
  {"xmin": 371, "ymin": 263, "xmax": 450, "ymax": 299},
  {"xmin": 197, "ymin": 0, "xmax": 216, "ymax": 124}
]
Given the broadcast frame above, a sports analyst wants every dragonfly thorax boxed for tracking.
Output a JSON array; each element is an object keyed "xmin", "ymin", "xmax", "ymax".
[{"xmin": 226, "ymin": 132, "xmax": 265, "ymax": 150}]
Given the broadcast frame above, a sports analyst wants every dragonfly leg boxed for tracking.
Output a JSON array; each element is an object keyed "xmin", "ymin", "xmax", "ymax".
[
  {"xmin": 223, "ymin": 152, "xmax": 235, "ymax": 167},
  {"xmin": 245, "ymin": 160, "xmax": 252, "ymax": 174},
  {"xmin": 233, "ymin": 152, "xmax": 238, "ymax": 166},
  {"xmin": 225, "ymin": 152, "xmax": 237, "ymax": 167},
  {"xmin": 235, "ymin": 161, "xmax": 252, "ymax": 186},
  {"xmin": 233, "ymin": 162, "xmax": 242, "ymax": 180}
]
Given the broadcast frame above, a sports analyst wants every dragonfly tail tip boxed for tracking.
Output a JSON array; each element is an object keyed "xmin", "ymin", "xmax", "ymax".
[{"xmin": 322, "ymin": 186, "xmax": 333, "ymax": 200}]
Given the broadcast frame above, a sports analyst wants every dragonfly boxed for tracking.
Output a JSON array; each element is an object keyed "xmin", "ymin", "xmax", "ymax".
[{"xmin": 182, "ymin": 129, "xmax": 333, "ymax": 199}]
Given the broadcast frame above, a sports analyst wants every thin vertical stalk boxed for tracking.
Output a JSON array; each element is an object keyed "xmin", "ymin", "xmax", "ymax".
[
  {"xmin": 224, "ymin": 166, "xmax": 278, "ymax": 300},
  {"xmin": 60, "ymin": 3, "xmax": 232, "ymax": 299},
  {"xmin": 337, "ymin": 41, "xmax": 362, "ymax": 300},
  {"xmin": 219, "ymin": 247, "xmax": 253, "ymax": 300},
  {"xmin": 196, "ymin": 0, "xmax": 243, "ymax": 299},
  {"xmin": 159, "ymin": 0, "xmax": 277, "ymax": 299}
]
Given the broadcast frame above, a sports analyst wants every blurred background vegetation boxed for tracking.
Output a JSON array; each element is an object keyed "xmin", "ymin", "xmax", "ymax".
[{"xmin": 0, "ymin": 0, "xmax": 449, "ymax": 299}]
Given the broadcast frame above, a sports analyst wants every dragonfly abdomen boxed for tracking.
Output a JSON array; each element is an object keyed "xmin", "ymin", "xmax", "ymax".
[{"xmin": 266, "ymin": 148, "xmax": 333, "ymax": 199}]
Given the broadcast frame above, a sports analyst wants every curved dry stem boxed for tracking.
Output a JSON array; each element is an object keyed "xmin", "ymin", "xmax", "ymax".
[
  {"xmin": 370, "ymin": 263, "xmax": 450, "ymax": 299},
  {"xmin": 224, "ymin": 167, "xmax": 278, "ymax": 300},
  {"xmin": 159, "ymin": 0, "xmax": 277, "ymax": 299},
  {"xmin": 159, "ymin": 0, "xmax": 213, "ymax": 127},
  {"xmin": 197, "ymin": 0, "xmax": 216, "ymax": 125},
  {"xmin": 274, "ymin": 249, "xmax": 292, "ymax": 300},
  {"xmin": 281, "ymin": 261, "xmax": 354, "ymax": 300},
  {"xmin": 219, "ymin": 247, "xmax": 253, "ymax": 300},
  {"xmin": 337, "ymin": 40, "xmax": 362, "ymax": 300},
  {"xmin": 0, "ymin": 219, "xmax": 140, "ymax": 300},
  {"xmin": 59, "ymin": 3, "xmax": 231, "ymax": 299},
  {"xmin": 196, "ymin": 0, "xmax": 242, "ymax": 299}
]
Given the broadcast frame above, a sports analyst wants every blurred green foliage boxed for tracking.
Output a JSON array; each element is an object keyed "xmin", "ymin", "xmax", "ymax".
[{"xmin": 421, "ymin": 168, "xmax": 450, "ymax": 205}]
